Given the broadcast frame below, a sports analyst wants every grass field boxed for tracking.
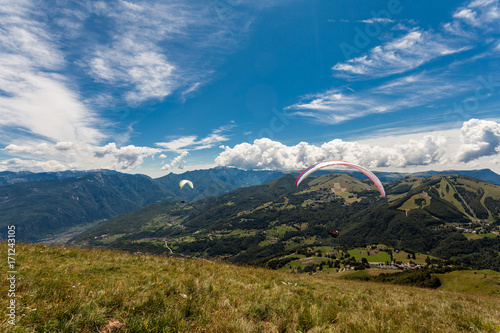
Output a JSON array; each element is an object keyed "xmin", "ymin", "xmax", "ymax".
[
  {"xmin": 348, "ymin": 248, "xmax": 391, "ymax": 263},
  {"xmin": 392, "ymin": 250, "xmax": 438, "ymax": 265},
  {"xmin": 435, "ymin": 270, "xmax": 500, "ymax": 295},
  {"xmin": 1, "ymin": 243, "xmax": 499, "ymax": 332},
  {"xmin": 463, "ymin": 232, "xmax": 498, "ymax": 240}
]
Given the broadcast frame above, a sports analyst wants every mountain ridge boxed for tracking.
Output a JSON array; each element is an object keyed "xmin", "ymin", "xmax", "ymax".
[
  {"xmin": 70, "ymin": 173, "xmax": 500, "ymax": 271},
  {"xmin": 2, "ymin": 167, "xmax": 500, "ymax": 243}
]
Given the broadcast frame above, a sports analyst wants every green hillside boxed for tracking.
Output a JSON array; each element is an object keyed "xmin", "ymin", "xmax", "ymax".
[
  {"xmin": 0, "ymin": 168, "xmax": 286, "ymax": 242},
  {"xmin": 2, "ymin": 243, "xmax": 499, "ymax": 332},
  {"xmin": 70, "ymin": 174, "xmax": 500, "ymax": 271},
  {"xmin": 0, "ymin": 172, "xmax": 172, "ymax": 241}
]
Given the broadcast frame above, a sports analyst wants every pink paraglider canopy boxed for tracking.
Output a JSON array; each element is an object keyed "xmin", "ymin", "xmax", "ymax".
[{"xmin": 295, "ymin": 160, "xmax": 385, "ymax": 197}]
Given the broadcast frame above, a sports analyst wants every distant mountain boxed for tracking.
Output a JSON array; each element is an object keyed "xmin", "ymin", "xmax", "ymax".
[
  {"xmin": 411, "ymin": 169, "xmax": 500, "ymax": 185},
  {"xmin": 303, "ymin": 168, "xmax": 500, "ymax": 185},
  {"xmin": 0, "ymin": 167, "xmax": 285, "ymax": 241},
  {"xmin": 0, "ymin": 170, "xmax": 116, "ymax": 186},
  {"xmin": 0, "ymin": 172, "xmax": 171, "ymax": 241},
  {"xmin": 2, "ymin": 166, "xmax": 500, "ymax": 243},
  {"xmin": 71, "ymin": 173, "xmax": 500, "ymax": 270},
  {"xmin": 155, "ymin": 167, "xmax": 286, "ymax": 202}
]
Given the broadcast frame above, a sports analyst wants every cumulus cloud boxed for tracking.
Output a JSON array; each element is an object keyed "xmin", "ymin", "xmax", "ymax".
[
  {"xmin": 161, "ymin": 151, "xmax": 188, "ymax": 170},
  {"xmin": 456, "ymin": 119, "xmax": 500, "ymax": 162},
  {"xmin": 92, "ymin": 143, "xmax": 161, "ymax": 169},
  {"xmin": 0, "ymin": 158, "xmax": 77, "ymax": 173},
  {"xmin": 89, "ymin": 38, "xmax": 177, "ymax": 103},
  {"xmin": 3, "ymin": 141, "xmax": 161, "ymax": 171},
  {"xmin": 215, "ymin": 136, "xmax": 447, "ymax": 171},
  {"xmin": 216, "ymin": 119, "xmax": 500, "ymax": 171}
]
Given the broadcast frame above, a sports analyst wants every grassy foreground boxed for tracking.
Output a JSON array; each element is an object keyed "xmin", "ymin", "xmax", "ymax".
[{"xmin": 1, "ymin": 243, "xmax": 499, "ymax": 333}]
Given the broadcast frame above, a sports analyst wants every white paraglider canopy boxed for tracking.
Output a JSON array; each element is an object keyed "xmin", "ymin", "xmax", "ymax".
[
  {"xmin": 295, "ymin": 160, "xmax": 385, "ymax": 197},
  {"xmin": 179, "ymin": 179, "xmax": 194, "ymax": 189}
]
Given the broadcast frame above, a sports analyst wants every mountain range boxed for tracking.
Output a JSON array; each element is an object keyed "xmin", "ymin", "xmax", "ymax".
[
  {"xmin": 0, "ymin": 167, "xmax": 284, "ymax": 241},
  {"xmin": 1, "ymin": 167, "xmax": 500, "ymax": 246},
  {"xmin": 70, "ymin": 172, "xmax": 500, "ymax": 271}
]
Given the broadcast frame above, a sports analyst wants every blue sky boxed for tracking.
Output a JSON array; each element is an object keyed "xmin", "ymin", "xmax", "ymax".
[{"xmin": 1, "ymin": 0, "xmax": 499, "ymax": 177}]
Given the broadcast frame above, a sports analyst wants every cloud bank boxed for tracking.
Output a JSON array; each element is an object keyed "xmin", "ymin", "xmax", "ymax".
[
  {"xmin": 216, "ymin": 119, "xmax": 500, "ymax": 171},
  {"xmin": 2, "ymin": 141, "xmax": 161, "ymax": 172},
  {"xmin": 457, "ymin": 118, "xmax": 500, "ymax": 162}
]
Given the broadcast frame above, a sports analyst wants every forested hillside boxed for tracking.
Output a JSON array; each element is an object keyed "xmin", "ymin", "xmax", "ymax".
[
  {"xmin": 71, "ymin": 173, "xmax": 500, "ymax": 271},
  {"xmin": 0, "ymin": 172, "xmax": 171, "ymax": 241},
  {"xmin": 0, "ymin": 168, "xmax": 285, "ymax": 241}
]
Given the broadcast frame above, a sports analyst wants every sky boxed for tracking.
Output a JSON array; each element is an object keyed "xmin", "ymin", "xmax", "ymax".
[{"xmin": 1, "ymin": 0, "xmax": 499, "ymax": 178}]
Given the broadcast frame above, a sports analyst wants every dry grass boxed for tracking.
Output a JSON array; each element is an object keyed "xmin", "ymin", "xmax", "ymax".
[{"xmin": 1, "ymin": 243, "xmax": 499, "ymax": 332}]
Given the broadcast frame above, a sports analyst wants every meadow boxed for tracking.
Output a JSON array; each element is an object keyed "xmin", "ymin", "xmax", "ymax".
[{"xmin": 1, "ymin": 243, "xmax": 499, "ymax": 332}]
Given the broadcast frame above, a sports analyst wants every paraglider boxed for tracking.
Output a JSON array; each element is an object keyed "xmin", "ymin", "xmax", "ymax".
[
  {"xmin": 329, "ymin": 231, "xmax": 339, "ymax": 238},
  {"xmin": 179, "ymin": 180, "xmax": 194, "ymax": 190},
  {"xmin": 295, "ymin": 160, "xmax": 386, "ymax": 197}
]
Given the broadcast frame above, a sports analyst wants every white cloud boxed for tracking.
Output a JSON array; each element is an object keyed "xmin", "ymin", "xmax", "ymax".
[
  {"xmin": 83, "ymin": 0, "xmax": 254, "ymax": 103},
  {"xmin": 456, "ymin": 118, "xmax": 500, "ymax": 162},
  {"xmin": 161, "ymin": 151, "xmax": 188, "ymax": 170},
  {"xmin": 454, "ymin": 8, "xmax": 477, "ymax": 23},
  {"xmin": 3, "ymin": 141, "xmax": 161, "ymax": 171},
  {"xmin": 332, "ymin": 29, "xmax": 470, "ymax": 79},
  {"xmin": 0, "ymin": 0, "xmax": 262, "ymax": 160},
  {"xmin": 92, "ymin": 143, "xmax": 161, "ymax": 169},
  {"xmin": 454, "ymin": 0, "xmax": 500, "ymax": 29},
  {"xmin": 286, "ymin": 72, "xmax": 471, "ymax": 124},
  {"xmin": 156, "ymin": 126, "xmax": 232, "ymax": 152},
  {"xmin": 0, "ymin": 1, "xmax": 105, "ymax": 145},
  {"xmin": 216, "ymin": 119, "xmax": 500, "ymax": 172},
  {"xmin": 0, "ymin": 158, "xmax": 77, "ymax": 173},
  {"xmin": 215, "ymin": 136, "xmax": 447, "ymax": 171},
  {"xmin": 358, "ymin": 18, "xmax": 394, "ymax": 24},
  {"xmin": 89, "ymin": 38, "xmax": 177, "ymax": 103},
  {"xmin": 332, "ymin": 0, "xmax": 500, "ymax": 80}
]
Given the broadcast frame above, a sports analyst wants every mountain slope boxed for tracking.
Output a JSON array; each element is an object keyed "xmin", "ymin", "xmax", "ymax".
[
  {"xmin": 71, "ymin": 174, "xmax": 299, "ymax": 244},
  {"xmin": 2, "ymin": 167, "xmax": 500, "ymax": 243},
  {"xmin": 71, "ymin": 173, "xmax": 500, "ymax": 270},
  {"xmin": 0, "ymin": 169, "xmax": 119, "ymax": 186},
  {"xmin": 154, "ymin": 167, "xmax": 285, "ymax": 201},
  {"xmin": 0, "ymin": 167, "xmax": 286, "ymax": 242},
  {"xmin": 0, "ymin": 172, "xmax": 171, "ymax": 241},
  {"xmin": 308, "ymin": 168, "xmax": 500, "ymax": 185}
]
